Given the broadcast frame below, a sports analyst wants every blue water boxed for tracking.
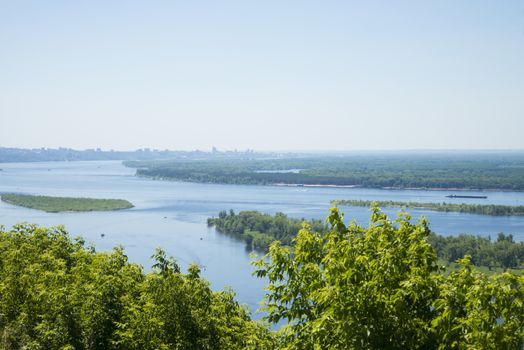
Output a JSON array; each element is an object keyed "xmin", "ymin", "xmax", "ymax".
[{"xmin": 1, "ymin": 160, "xmax": 523, "ymax": 318}]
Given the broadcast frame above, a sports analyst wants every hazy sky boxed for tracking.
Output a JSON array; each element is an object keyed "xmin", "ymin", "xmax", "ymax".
[{"xmin": 1, "ymin": 1, "xmax": 523, "ymax": 151}]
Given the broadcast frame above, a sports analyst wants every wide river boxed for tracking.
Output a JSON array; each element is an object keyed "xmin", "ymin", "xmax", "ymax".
[{"xmin": 1, "ymin": 160, "xmax": 523, "ymax": 318}]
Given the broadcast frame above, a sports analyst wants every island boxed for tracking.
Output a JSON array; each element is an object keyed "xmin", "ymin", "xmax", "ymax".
[
  {"xmin": 0, "ymin": 193, "xmax": 134, "ymax": 213},
  {"xmin": 207, "ymin": 209, "xmax": 524, "ymax": 271},
  {"xmin": 207, "ymin": 210, "xmax": 326, "ymax": 250},
  {"xmin": 331, "ymin": 199, "xmax": 524, "ymax": 216},
  {"xmin": 125, "ymin": 152, "xmax": 524, "ymax": 191}
]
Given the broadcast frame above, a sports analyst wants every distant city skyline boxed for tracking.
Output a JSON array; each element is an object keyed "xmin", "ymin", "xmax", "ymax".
[
  {"xmin": 1, "ymin": 1, "xmax": 523, "ymax": 151},
  {"xmin": 2, "ymin": 146, "xmax": 524, "ymax": 153}
]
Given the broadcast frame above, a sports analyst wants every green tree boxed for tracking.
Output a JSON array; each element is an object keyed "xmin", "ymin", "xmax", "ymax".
[
  {"xmin": 0, "ymin": 224, "xmax": 274, "ymax": 350},
  {"xmin": 432, "ymin": 257, "xmax": 523, "ymax": 349},
  {"xmin": 254, "ymin": 206, "xmax": 523, "ymax": 349}
]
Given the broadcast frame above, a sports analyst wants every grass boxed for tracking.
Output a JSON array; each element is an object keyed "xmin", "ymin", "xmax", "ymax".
[{"xmin": 1, "ymin": 193, "xmax": 134, "ymax": 213}]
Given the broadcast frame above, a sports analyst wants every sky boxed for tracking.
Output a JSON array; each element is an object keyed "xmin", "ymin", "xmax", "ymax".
[{"xmin": 1, "ymin": 1, "xmax": 523, "ymax": 151}]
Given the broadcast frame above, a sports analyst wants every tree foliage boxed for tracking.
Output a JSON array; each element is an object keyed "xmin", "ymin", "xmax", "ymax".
[
  {"xmin": 130, "ymin": 153, "xmax": 524, "ymax": 190},
  {"xmin": 208, "ymin": 210, "xmax": 327, "ymax": 250},
  {"xmin": 1, "ymin": 207, "xmax": 522, "ymax": 349},
  {"xmin": 253, "ymin": 207, "xmax": 524, "ymax": 349},
  {"xmin": 209, "ymin": 209, "xmax": 524, "ymax": 269},
  {"xmin": 429, "ymin": 232, "xmax": 524, "ymax": 269},
  {"xmin": 334, "ymin": 199, "xmax": 524, "ymax": 216},
  {"xmin": 0, "ymin": 224, "xmax": 274, "ymax": 349}
]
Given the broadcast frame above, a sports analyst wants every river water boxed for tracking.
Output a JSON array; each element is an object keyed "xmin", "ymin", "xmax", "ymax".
[{"xmin": 1, "ymin": 160, "xmax": 523, "ymax": 318}]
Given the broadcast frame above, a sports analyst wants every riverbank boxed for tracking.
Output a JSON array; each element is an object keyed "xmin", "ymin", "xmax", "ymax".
[
  {"xmin": 138, "ymin": 174, "xmax": 523, "ymax": 193},
  {"xmin": 125, "ymin": 153, "xmax": 524, "ymax": 191}
]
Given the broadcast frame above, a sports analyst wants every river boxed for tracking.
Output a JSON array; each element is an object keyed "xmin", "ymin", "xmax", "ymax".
[{"xmin": 1, "ymin": 160, "xmax": 523, "ymax": 318}]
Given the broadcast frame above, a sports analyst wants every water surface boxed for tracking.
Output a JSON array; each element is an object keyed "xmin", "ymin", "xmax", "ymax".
[{"xmin": 1, "ymin": 160, "xmax": 523, "ymax": 317}]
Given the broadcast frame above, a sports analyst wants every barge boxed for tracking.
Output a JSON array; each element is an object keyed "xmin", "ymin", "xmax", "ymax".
[{"xmin": 446, "ymin": 194, "xmax": 488, "ymax": 199}]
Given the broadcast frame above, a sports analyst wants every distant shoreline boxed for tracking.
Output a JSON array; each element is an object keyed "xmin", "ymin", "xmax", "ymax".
[
  {"xmin": 332, "ymin": 199, "xmax": 524, "ymax": 216},
  {"xmin": 273, "ymin": 183, "xmax": 521, "ymax": 192},
  {"xmin": 137, "ymin": 174, "xmax": 523, "ymax": 192},
  {"xmin": 273, "ymin": 183, "xmax": 359, "ymax": 189}
]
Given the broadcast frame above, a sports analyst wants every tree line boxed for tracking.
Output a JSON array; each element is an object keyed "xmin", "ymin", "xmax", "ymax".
[
  {"xmin": 208, "ymin": 209, "xmax": 524, "ymax": 269},
  {"xmin": 207, "ymin": 210, "xmax": 327, "ymax": 250},
  {"xmin": 429, "ymin": 232, "xmax": 523, "ymax": 269},
  {"xmin": 333, "ymin": 199, "xmax": 524, "ymax": 216},
  {"xmin": 128, "ymin": 153, "xmax": 524, "ymax": 190}
]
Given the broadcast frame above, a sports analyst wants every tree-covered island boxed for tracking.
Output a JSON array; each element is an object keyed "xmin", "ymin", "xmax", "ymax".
[
  {"xmin": 207, "ymin": 210, "xmax": 327, "ymax": 250},
  {"xmin": 332, "ymin": 199, "xmax": 524, "ymax": 216},
  {"xmin": 1, "ymin": 193, "xmax": 134, "ymax": 213},
  {"xmin": 208, "ymin": 209, "xmax": 524, "ymax": 270},
  {"xmin": 125, "ymin": 152, "xmax": 524, "ymax": 190}
]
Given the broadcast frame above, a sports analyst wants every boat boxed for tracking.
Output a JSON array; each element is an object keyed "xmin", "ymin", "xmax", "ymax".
[{"xmin": 446, "ymin": 194, "xmax": 487, "ymax": 199}]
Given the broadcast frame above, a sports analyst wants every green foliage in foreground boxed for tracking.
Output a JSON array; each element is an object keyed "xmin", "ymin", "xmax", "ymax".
[
  {"xmin": 333, "ymin": 199, "xmax": 524, "ymax": 216},
  {"xmin": 254, "ymin": 208, "xmax": 524, "ymax": 349},
  {"xmin": 208, "ymin": 209, "xmax": 524, "ymax": 269},
  {"xmin": 0, "ymin": 224, "xmax": 274, "ymax": 349},
  {"xmin": 1, "ymin": 208, "xmax": 523, "ymax": 349},
  {"xmin": 1, "ymin": 193, "xmax": 134, "ymax": 213}
]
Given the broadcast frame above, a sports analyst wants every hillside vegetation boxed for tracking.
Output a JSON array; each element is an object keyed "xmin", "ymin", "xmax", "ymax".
[
  {"xmin": 1, "ymin": 208, "xmax": 522, "ymax": 349},
  {"xmin": 0, "ymin": 224, "xmax": 274, "ymax": 349},
  {"xmin": 253, "ymin": 208, "xmax": 523, "ymax": 349}
]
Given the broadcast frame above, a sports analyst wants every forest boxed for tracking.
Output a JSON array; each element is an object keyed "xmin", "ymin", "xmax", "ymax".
[
  {"xmin": 207, "ymin": 210, "xmax": 327, "ymax": 250},
  {"xmin": 333, "ymin": 199, "xmax": 524, "ymax": 216},
  {"xmin": 126, "ymin": 152, "xmax": 524, "ymax": 190},
  {"xmin": 0, "ymin": 194, "xmax": 133, "ymax": 213},
  {"xmin": 1, "ymin": 208, "xmax": 522, "ymax": 349},
  {"xmin": 208, "ymin": 209, "xmax": 524, "ymax": 270},
  {"xmin": 429, "ymin": 232, "xmax": 523, "ymax": 269}
]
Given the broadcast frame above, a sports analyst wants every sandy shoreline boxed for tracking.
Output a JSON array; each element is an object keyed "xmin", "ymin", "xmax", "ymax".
[
  {"xmin": 273, "ymin": 183, "xmax": 521, "ymax": 192},
  {"xmin": 274, "ymin": 183, "xmax": 359, "ymax": 189}
]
